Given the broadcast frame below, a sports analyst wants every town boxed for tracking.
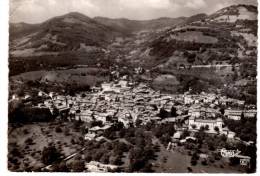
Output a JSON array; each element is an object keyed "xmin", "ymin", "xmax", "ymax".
[
  {"xmin": 7, "ymin": 0, "xmax": 258, "ymax": 174},
  {"xmin": 9, "ymin": 75, "xmax": 256, "ymax": 172}
]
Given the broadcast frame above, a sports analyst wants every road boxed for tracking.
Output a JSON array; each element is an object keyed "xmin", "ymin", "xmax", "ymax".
[{"xmin": 40, "ymin": 147, "xmax": 87, "ymax": 171}]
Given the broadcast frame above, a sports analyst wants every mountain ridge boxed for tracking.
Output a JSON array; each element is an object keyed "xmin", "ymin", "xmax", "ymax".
[{"xmin": 9, "ymin": 4, "xmax": 257, "ymax": 76}]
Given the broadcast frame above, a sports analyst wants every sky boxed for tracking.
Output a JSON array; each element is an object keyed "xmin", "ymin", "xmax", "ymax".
[{"xmin": 10, "ymin": 0, "xmax": 257, "ymax": 23}]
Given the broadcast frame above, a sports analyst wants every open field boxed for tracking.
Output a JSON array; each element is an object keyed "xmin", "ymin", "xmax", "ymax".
[
  {"xmin": 8, "ymin": 121, "xmax": 84, "ymax": 171},
  {"xmin": 151, "ymin": 138, "xmax": 243, "ymax": 173},
  {"xmin": 152, "ymin": 74, "xmax": 180, "ymax": 93},
  {"xmin": 10, "ymin": 67, "xmax": 109, "ymax": 87}
]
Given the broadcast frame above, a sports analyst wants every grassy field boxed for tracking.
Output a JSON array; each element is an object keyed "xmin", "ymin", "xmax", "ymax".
[
  {"xmin": 8, "ymin": 121, "xmax": 84, "ymax": 171},
  {"xmin": 9, "ymin": 67, "xmax": 110, "ymax": 97},
  {"xmin": 151, "ymin": 138, "xmax": 243, "ymax": 173},
  {"xmin": 10, "ymin": 67, "xmax": 109, "ymax": 86},
  {"xmin": 152, "ymin": 74, "xmax": 180, "ymax": 93}
]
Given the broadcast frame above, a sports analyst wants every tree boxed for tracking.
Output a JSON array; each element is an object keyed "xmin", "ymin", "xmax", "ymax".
[
  {"xmin": 191, "ymin": 152, "xmax": 199, "ymax": 166},
  {"xmin": 52, "ymin": 107, "xmax": 59, "ymax": 118},
  {"xmin": 100, "ymin": 153, "xmax": 110, "ymax": 164},
  {"xmin": 71, "ymin": 159, "xmax": 85, "ymax": 172},
  {"xmin": 214, "ymin": 126, "xmax": 219, "ymax": 133},
  {"xmin": 140, "ymin": 163, "xmax": 153, "ymax": 172},
  {"xmin": 220, "ymin": 108, "xmax": 225, "ymax": 115},
  {"xmin": 233, "ymin": 71, "xmax": 238, "ymax": 81},
  {"xmin": 191, "ymin": 159, "xmax": 197, "ymax": 166},
  {"xmin": 64, "ymin": 127, "xmax": 70, "ymax": 136},
  {"xmin": 85, "ymin": 155, "xmax": 92, "ymax": 163},
  {"xmin": 220, "ymin": 134, "xmax": 227, "ymax": 142},
  {"xmin": 25, "ymin": 137, "xmax": 34, "ymax": 145},
  {"xmin": 158, "ymin": 108, "xmax": 168, "ymax": 119},
  {"xmin": 80, "ymin": 126, "xmax": 88, "ymax": 135},
  {"xmin": 55, "ymin": 127, "xmax": 62, "ymax": 133},
  {"xmin": 229, "ymin": 157, "xmax": 240, "ymax": 166},
  {"xmin": 41, "ymin": 146, "xmax": 61, "ymax": 165},
  {"xmin": 160, "ymin": 134, "xmax": 171, "ymax": 146},
  {"xmin": 53, "ymin": 161, "xmax": 69, "ymax": 172},
  {"xmin": 90, "ymin": 120, "xmax": 103, "ymax": 127},
  {"xmin": 135, "ymin": 119, "xmax": 142, "ymax": 127},
  {"xmin": 170, "ymin": 106, "xmax": 177, "ymax": 117},
  {"xmin": 73, "ymin": 120, "xmax": 82, "ymax": 131},
  {"xmin": 187, "ymin": 53, "xmax": 196, "ymax": 63},
  {"xmin": 23, "ymin": 129, "xmax": 29, "ymax": 135},
  {"xmin": 205, "ymin": 125, "xmax": 209, "ymax": 131},
  {"xmin": 181, "ymin": 130, "xmax": 190, "ymax": 139},
  {"xmin": 187, "ymin": 166, "xmax": 193, "ymax": 172},
  {"xmin": 199, "ymin": 126, "xmax": 205, "ymax": 132},
  {"xmin": 241, "ymin": 112, "xmax": 246, "ymax": 123},
  {"xmin": 201, "ymin": 159, "xmax": 208, "ymax": 165},
  {"xmin": 208, "ymin": 141, "xmax": 216, "ymax": 151},
  {"xmin": 151, "ymin": 104, "xmax": 158, "ymax": 111},
  {"xmin": 191, "ymin": 124, "xmax": 197, "ymax": 129}
]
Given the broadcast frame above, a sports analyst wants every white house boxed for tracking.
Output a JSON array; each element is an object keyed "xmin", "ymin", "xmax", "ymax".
[
  {"xmin": 224, "ymin": 109, "xmax": 243, "ymax": 120},
  {"xmin": 244, "ymin": 110, "xmax": 257, "ymax": 118},
  {"xmin": 188, "ymin": 116, "xmax": 223, "ymax": 133},
  {"xmin": 76, "ymin": 110, "xmax": 94, "ymax": 122},
  {"xmin": 184, "ymin": 96, "xmax": 194, "ymax": 105},
  {"xmin": 188, "ymin": 107, "xmax": 201, "ymax": 118},
  {"xmin": 85, "ymin": 161, "xmax": 119, "ymax": 172}
]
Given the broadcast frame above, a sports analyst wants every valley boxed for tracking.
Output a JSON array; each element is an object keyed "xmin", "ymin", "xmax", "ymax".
[{"xmin": 8, "ymin": 3, "xmax": 257, "ymax": 173}]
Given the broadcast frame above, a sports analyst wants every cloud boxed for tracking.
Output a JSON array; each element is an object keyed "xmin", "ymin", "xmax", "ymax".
[
  {"xmin": 185, "ymin": 0, "xmax": 206, "ymax": 9},
  {"xmin": 10, "ymin": 0, "xmax": 100, "ymax": 23},
  {"xmin": 10, "ymin": 0, "xmax": 257, "ymax": 23}
]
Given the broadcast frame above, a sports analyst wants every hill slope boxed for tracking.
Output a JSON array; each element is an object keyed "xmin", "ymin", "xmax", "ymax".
[
  {"xmin": 117, "ymin": 4, "xmax": 257, "ymax": 95},
  {"xmin": 9, "ymin": 12, "xmax": 123, "ymax": 56},
  {"xmin": 93, "ymin": 16, "xmax": 187, "ymax": 34},
  {"xmin": 9, "ymin": 4, "xmax": 257, "ymax": 90},
  {"xmin": 145, "ymin": 4, "xmax": 257, "ymax": 65}
]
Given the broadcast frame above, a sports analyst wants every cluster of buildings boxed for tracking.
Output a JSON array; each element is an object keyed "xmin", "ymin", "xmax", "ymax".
[
  {"xmin": 29, "ymin": 77, "xmax": 256, "ymax": 142},
  {"xmin": 11, "ymin": 75, "xmax": 256, "ymax": 170},
  {"xmin": 224, "ymin": 109, "xmax": 257, "ymax": 120},
  {"xmin": 85, "ymin": 161, "xmax": 119, "ymax": 172}
]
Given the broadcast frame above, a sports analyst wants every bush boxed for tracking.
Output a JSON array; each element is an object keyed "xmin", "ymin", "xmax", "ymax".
[
  {"xmin": 171, "ymin": 106, "xmax": 177, "ymax": 117},
  {"xmin": 110, "ymin": 156, "xmax": 122, "ymax": 165},
  {"xmin": 214, "ymin": 152, "xmax": 222, "ymax": 160},
  {"xmin": 208, "ymin": 141, "xmax": 216, "ymax": 151},
  {"xmin": 158, "ymin": 108, "xmax": 169, "ymax": 119},
  {"xmin": 55, "ymin": 127, "xmax": 62, "ymax": 133},
  {"xmin": 181, "ymin": 130, "xmax": 190, "ymax": 139},
  {"xmin": 71, "ymin": 159, "xmax": 85, "ymax": 172},
  {"xmin": 100, "ymin": 154, "xmax": 110, "ymax": 164},
  {"xmin": 187, "ymin": 166, "xmax": 193, "ymax": 172},
  {"xmin": 90, "ymin": 120, "xmax": 103, "ymax": 128},
  {"xmin": 53, "ymin": 161, "xmax": 69, "ymax": 172},
  {"xmin": 41, "ymin": 146, "xmax": 61, "ymax": 165},
  {"xmin": 201, "ymin": 159, "xmax": 208, "ymax": 165},
  {"xmin": 191, "ymin": 159, "xmax": 197, "ymax": 166},
  {"xmin": 209, "ymin": 156, "xmax": 215, "ymax": 163},
  {"xmin": 25, "ymin": 138, "xmax": 34, "ymax": 145},
  {"xmin": 64, "ymin": 128, "xmax": 70, "ymax": 136},
  {"xmin": 214, "ymin": 126, "xmax": 219, "ymax": 133},
  {"xmin": 135, "ymin": 119, "xmax": 142, "ymax": 127},
  {"xmin": 229, "ymin": 157, "xmax": 240, "ymax": 166},
  {"xmin": 9, "ymin": 106, "xmax": 53, "ymax": 123},
  {"xmin": 85, "ymin": 155, "xmax": 92, "ymax": 163},
  {"xmin": 71, "ymin": 139, "xmax": 76, "ymax": 145},
  {"xmin": 23, "ymin": 129, "xmax": 29, "ymax": 135}
]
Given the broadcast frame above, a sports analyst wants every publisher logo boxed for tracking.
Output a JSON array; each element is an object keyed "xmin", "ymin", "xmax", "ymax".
[
  {"xmin": 240, "ymin": 159, "xmax": 250, "ymax": 166},
  {"xmin": 219, "ymin": 148, "xmax": 241, "ymax": 158}
]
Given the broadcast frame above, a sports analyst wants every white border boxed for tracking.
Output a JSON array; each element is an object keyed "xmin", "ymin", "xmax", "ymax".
[
  {"xmin": 0, "ymin": 0, "xmax": 259, "ymax": 175},
  {"xmin": 0, "ymin": 0, "xmax": 9, "ymax": 174}
]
